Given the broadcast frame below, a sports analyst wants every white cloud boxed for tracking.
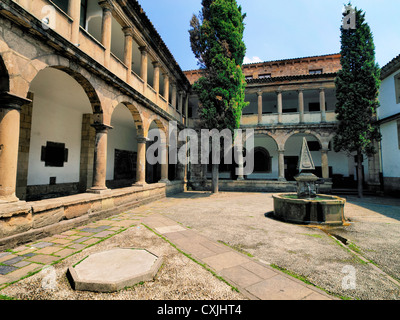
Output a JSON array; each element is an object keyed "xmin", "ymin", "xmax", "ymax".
[{"xmin": 243, "ymin": 56, "xmax": 263, "ymax": 64}]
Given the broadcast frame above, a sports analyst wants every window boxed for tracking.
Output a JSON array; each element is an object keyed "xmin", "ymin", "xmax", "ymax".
[
  {"xmin": 258, "ymin": 73, "xmax": 271, "ymax": 79},
  {"xmin": 309, "ymin": 69, "xmax": 323, "ymax": 75},
  {"xmin": 51, "ymin": 0, "xmax": 69, "ymax": 14},
  {"xmin": 308, "ymin": 102, "xmax": 320, "ymax": 112},
  {"xmin": 80, "ymin": 0, "xmax": 88, "ymax": 28},
  {"xmin": 245, "ymin": 75, "xmax": 253, "ymax": 81},
  {"xmin": 41, "ymin": 142, "xmax": 68, "ymax": 167},
  {"xmin": 253, "ymin": 147, "xmax": 272, "ymax": 173},
  {"xmin": 395, "ymin": 74, "xmax": 400, "ymax": 104}
]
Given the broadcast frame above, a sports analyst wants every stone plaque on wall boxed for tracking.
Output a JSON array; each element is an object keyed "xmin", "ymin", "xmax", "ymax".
[{"xmin": 114, "ymin": 149, "xmax": 136, "ymax": 180}]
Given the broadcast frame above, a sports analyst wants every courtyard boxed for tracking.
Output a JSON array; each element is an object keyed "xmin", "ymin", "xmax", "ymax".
[{"xmin": 0, "ymin": 191, "xmax": 399, "ymax": 301}]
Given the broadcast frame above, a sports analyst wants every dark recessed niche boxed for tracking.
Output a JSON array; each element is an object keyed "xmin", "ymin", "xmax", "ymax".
[{"xmin": 41, "ymin": 141, "xmax": 68, "ymax": 167}]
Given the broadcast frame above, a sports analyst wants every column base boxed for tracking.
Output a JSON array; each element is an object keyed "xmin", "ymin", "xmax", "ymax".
[
  {"xmin": 159, "ymin": 179, "xmax": 171, "ymax": 185},
  {"xmin": 237, "ymin": 176, "xmax": 245, "ymax": 181},
  {"xmin": 278, "ymin": 177, "xmax": 287, "ymax": 182},
  {"xmin": 0, "ymin": 195, "xmax": 20, "ymax": 204},
  {"xmin": 87, "ymin": 187, "xmax": 110, "ymax": 194},
  {"xmin": 134, "ymin": 181, "xmax": 147, "ymax": 187}
]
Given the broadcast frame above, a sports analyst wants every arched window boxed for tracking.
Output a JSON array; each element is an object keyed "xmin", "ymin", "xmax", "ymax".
[{"xmin": 253, "ymin": 147, "xmax": 271, "ymax": 173}]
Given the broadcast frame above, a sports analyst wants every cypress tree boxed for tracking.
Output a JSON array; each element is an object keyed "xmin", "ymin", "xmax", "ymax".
[
  {"xmin": 189, "ymin": 0, "xmax": 248, "ymax": 193},
  {"xmin": 334, "ymin": 4, "xmax": 381, "ymax": 198}
]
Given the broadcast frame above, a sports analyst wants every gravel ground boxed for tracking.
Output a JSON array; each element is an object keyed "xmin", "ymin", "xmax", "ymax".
[
  {"xmin": 153, "ymin": 192, "xmax": 400, "ymax": 300},
  {"xmin": 2, "ymin": 191, "xmax": 399, "ymax": 301},
  {"xmin": 0, "ymin": 222, "xmax": 245, "ymax": 300}
]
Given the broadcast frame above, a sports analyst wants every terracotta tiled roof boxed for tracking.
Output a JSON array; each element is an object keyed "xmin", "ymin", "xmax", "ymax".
[
  {"xmin": 242, "ymin": 53, "xmax": 341, "ymax": 67},
  {"xmin": 246, "ymin": 72, "xmax": 337, "ymax": 84},
  {"xmin": 380, "ymin": 54, "xmax": 400, "ymax": 79},
  {"xmin": 126, "ymin": 0, "xmax": 190, "ymax": 87}
]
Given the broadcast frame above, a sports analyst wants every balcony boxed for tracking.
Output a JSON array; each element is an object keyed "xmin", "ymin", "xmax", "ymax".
[{"xmin": 241, "ymin": 110, "xmax": 337, "ymax": 127}]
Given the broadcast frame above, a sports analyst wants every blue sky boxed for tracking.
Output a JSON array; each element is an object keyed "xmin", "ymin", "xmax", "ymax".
[{"xmin": 139, "ymin": 0, "xmax": 400, "ymax": 71}]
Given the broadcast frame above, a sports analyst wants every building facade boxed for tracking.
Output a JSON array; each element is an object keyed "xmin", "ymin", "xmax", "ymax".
[
  {"xmin": 185, "ymin": 54, "xmax": 378, "ymax": 192},
  {"xmin": 378, "ymin": 54, "xmax": 400, "ymax": 194},
  {"xmin": 0, "ymin": 0, "xmax": 190, "ymax": 248},
  {"xmin": 0, "ymin": 0, "xmax": 386, "ymax": 248}
]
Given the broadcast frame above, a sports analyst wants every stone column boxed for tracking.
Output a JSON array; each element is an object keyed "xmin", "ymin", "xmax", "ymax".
[
  {"xmin": 171, "ymin": 82, "xmax": 177, "ymax": 108},
  {"xmin": 99, "ymin": 0, "xmax": 113, "ymax": 68},
  {"xmin": 0, "ymin": 93, "xmax": 31, "ymax": 203},
  {"xmin": 298, "ymin": 89, "xmax": 304, "ymax": 123},
  {"xmin": 135, "ymin": 136, "xmax": 147, "ymax": 186},
  {"xmin": 139, "ymin": 46, "xmax": 148, "ymax": 86},
  {"xmin": 278, "ymin": 149, "xmax": 286, "ymax": 181},
  {"xmin": 159, "ymin": 142, "xmax": 169, "ymax": 183},
  {"xmin": 152, "ymin": 62, "xmax": 160, "ymax": 94},
  {"xmin": 277, "ymin": 90, "xmax": 283, "ymax": 124},
  {"xmin": 69, "ymin": 0, "xmax": 81, "ymax": 45},
  {"xmin": 163, "ymin": 72, "xmax": 170, "ymax": 103},
  {"xmin": 321, "ymin": 148, "xmax": 329, "ymax": 179},
  {"xmin": 320, "ymin": 88, "xmax": 326, "ymax": 123},
  {"xmin": 123, "ymin": 26, "xmax": 134, "ymax": 83},
  {"xmin": 257, "ymin": 90, "xmax": 263, "ymax": 124},
  {"xmin": 88, "ymin": 123, "xmax": 112, "ymax": 193},
  {"xmin": 178, "ymin": 91, "xmax": 183, "ymax": 114},
  {"xmin": 184, "ymin": 94, "xmax": 189, "ymax": 120},
  {"xmin": 235, "ymin": 146, "xmax": 244, "ymax": 180}
]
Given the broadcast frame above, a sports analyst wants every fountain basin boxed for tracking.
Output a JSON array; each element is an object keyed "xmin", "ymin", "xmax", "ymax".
[{"xmin": 272, "ymin": 193, "xmax": 346, "ymax": 225}]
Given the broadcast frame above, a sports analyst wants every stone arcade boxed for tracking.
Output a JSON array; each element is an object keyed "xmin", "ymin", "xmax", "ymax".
[{"xmin": 0, "ymin": 0, "xmax": 382, "ymax": 248}]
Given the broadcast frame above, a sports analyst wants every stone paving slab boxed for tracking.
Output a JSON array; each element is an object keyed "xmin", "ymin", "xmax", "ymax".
[
  {"xmin": 0, "ymin": 201, "xmax": 335, "ymax": 300},
  {"xmin": 0, "ymin": 213, "xmax": 136, "ymax": 289},
  {"xmin": 142, "ymin": 214, "xmax": 335, "ymax": 300}
]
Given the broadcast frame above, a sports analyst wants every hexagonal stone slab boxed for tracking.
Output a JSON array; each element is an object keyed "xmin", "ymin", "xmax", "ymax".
[{"xmin": 67, "ymin": 248, "xmax": 162, "ymax": 292}]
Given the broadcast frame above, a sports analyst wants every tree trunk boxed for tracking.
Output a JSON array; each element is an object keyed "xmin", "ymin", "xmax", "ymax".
[
  {"xmin": 357, "ymin": 151, "xmax": 363, "ymax": 198},
  {"xmin": 211, "ymin": 164, "xmax": 219, "ymax": 193}
]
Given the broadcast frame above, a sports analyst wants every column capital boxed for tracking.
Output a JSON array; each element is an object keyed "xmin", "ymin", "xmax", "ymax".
[
  {"xmin": 122, "ymin": 26, "xmax": 134, "ymax": 37},
  {"xmin": 152, "ymin": 61, "xmax": 161, "ymax": 68},
  {"xmin": 139, "ymin": 46, "xmax": 148, "ymax": 54},
  {"xmin": 319, "ymin": 87, "xmax": 325, "ymax": 92},
  {"xmin": 137, "ymin": 136, "xmax": 148, "ymax": 144},
  {"xmin": 0, "ymin": 92, "xmax": 31, "ymax": 111},
  {"xmin": 91, "ymin": 123, "xmax": 113, "ymax": 133},
  {"xmin": 98, "ymin": 0, "xmax": 113, "ymax": 12},
  {"xmin": 257, "ymin": 89, "xmax": 263, "ymax": 96}
]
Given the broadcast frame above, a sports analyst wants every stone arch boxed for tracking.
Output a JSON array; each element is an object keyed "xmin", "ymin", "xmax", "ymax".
[
  {"xmin": 283, "ymin": 129, "xmax": 323, "ymax": 150},
  {"xmin": 17, "ymin": 66, "xmax": 98, "ymax": 200},
  {"xmin": 253, "ymin": 146, "xmax": 272, "ymax": 173},
  {"xmin": 145, "ymin": 114, "xmax": 168, "ymax": 139},
  {"xmin": 52, "ymin": 66, "xmax": 102, "ymax": 114},
  {"xmin": 14, "ymin": 54, "xmax": 103, "ymax": 115},
  {"xmin": 112, "ymin": 98, "xmax": 145, "ymax": 137},
  {"xmin": 254, "ymin": 130, "xmax": 280, "ymax": 150}
]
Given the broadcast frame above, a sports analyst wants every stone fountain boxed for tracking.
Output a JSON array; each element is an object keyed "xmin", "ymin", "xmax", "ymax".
[{"xmin": 273, "ymin": 138, "xmax": 346, "ymax": 225}]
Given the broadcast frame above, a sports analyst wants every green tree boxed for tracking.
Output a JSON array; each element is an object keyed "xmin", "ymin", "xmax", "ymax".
[
  {"xmin": 189, "ymin": 0, "xmax": 248, "ymax": 193},
  {"xmin": 334, "ymin": 4, "xmax": 381, "ymax": 198}
]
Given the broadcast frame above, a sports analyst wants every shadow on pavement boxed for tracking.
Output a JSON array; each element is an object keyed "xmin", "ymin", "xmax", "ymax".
[
  {"xmin": 167, "ymin": 191, "xmax": 213, "ymax": 199},
  {"xmin": 342, "ymin": 195, "xmax": 400, "ymax": 222}
]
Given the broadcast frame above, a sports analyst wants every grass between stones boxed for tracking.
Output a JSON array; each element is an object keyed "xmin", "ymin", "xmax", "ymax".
[
  {"xmin": 142, "ymin": 223, "xmax": 240, "ymax": 293},
  {"xmin": 0, "ymin": 223, "xmax": 135, "ymax": 293},
  {"xmin": 269, "ymin": 264, "xmax": 353, "ymax": 300}
]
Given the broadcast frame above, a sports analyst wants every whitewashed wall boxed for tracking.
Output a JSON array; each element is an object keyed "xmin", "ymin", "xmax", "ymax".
[
  {"xmin": 27, "ymin": 68, "xmax": 92, "ymax": 186},
  {"xmin": 106, "ymin": 104, "xmax": 138, "ymax": 181}
]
